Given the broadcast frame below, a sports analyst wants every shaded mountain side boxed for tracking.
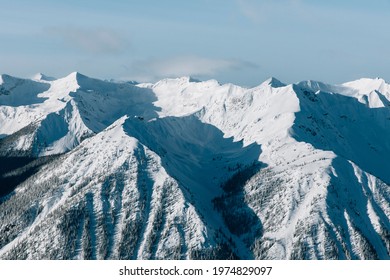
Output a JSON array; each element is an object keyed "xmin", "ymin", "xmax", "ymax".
[
  {"xmin": 0, "ymin": 155, "xmax": 60, "ymax": 198},
  {"xmin": 0, "ymin": 123, "xmax": 38, "ymax": 157},
  {"xmin": 292, "ymin": 85, "xmax": 390, "ymax": 184},
  {"xmin": 0, "ymin": 75, "xmax": 50, "ymax": 106},
  {"xmin": 123, "ymin": 115, "xmax": 263, "ymax": 258}
]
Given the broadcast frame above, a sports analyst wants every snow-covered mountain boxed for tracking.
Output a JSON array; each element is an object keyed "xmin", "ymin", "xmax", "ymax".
[{"xmin": 0, "ymin": 73, "xmax": 389, "ymax": 259}]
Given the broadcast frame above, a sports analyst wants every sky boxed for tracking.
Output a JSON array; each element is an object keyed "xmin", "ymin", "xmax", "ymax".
[{"xmin": 1, "ymin": 0, "xmax": 390, "ymax": 86}]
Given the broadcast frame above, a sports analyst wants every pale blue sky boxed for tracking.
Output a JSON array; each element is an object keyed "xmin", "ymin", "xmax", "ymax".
[{"xmin": 1, "ymin": 0, "xmax": 390, "ymax": 86}]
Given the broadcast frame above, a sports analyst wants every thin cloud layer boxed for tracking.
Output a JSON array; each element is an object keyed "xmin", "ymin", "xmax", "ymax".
[
  {"xmin": 127, "ymin": 56, "xmax": 258, "ymax": 82},
  {"xmin": 2, "ymin": 1, "xmax": 389, "ymax": 85},
  {"xmin": 47, "ymin": 27, "xmax": 127, "ymax": 54},
  {"xmin": 236, "ymin": 0, "xmax": 303, "ymax": 23}
]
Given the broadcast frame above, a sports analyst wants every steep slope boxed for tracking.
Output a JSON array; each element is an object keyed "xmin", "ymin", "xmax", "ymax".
[
  {"xmin": 292, "ymin": 84, "xmax": 390, "ymax": 185},
  {"xmin": 0, "ymin": 118, "xmax": 228, "ymax": 260}
]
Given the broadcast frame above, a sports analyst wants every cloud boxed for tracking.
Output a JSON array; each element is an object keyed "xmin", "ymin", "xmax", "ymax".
[
  {"xmin": 47, "ymin": 26, "xmax": 127, "ymax": 54},
  {"xmin": 126, "ymin": 56, "xmax": 258, "ymax": 82}
]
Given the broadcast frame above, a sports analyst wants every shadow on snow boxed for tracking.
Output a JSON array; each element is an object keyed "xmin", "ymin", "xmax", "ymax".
[{"xmin": 123, "ymin": 114, "xmax": 265, "ymax": 259}]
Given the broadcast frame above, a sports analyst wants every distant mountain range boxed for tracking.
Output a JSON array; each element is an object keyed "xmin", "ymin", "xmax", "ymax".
[{"xmin": 0, "ymin": 72, "xmax": 389, "ymax": 259}]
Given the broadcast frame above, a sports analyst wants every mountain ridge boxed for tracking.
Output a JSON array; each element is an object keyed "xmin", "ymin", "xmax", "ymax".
[{"xmin": 0, "ymin": 72, "xmax": 389, "ymax": 259}]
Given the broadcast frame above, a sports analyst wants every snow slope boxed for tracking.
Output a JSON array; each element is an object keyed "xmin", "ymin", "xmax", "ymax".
[{"xmin": 0, "ymin": 73, "xmax": 389, "ymax": 259}]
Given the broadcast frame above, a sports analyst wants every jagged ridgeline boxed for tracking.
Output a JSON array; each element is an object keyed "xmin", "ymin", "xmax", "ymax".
[{"xmin": 0, "ymin": 73, "xmax": 389, "ymax": 259}]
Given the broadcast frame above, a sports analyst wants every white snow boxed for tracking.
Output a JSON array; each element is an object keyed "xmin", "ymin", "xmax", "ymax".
[{"xmin": 1, "ymin": 72, "xmax": 389, "ymax": 260}]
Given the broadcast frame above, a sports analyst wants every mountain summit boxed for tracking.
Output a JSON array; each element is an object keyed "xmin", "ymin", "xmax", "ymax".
[
  {"xmin": 0, "ymin": 73, "xmax": 389, "ymax": 260},
  {"xmin": 262, "ymin": 77, "xmax": 285, "ymax": 88}
]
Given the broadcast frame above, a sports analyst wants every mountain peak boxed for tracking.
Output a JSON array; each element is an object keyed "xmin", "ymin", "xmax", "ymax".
[
  {"xmin": 59, "ymin": 72, "xmax": 93, "ymax": 89},
  {"xmin": 0, "ymin": 74, "xmax": 23, "ymax": 87},
  {"xmin": 175, "ymin": 76, "xmax": 201, "ymax": 83},
  {"xmin": 342, "ymin": 77, "xmax": 388, "ymax": 94},
  {"xmin": 67, "ymin": 71, "xmax": 88, "ymax": 81},
  {"xmin": 187, "ymin": 76, "xmax": 201, "ymax": 83},
  {"xmin": 296, "ymin": 79, "xmax": 330, "ymax": 92},
  {"xmin": 262, "ymin": 77, "xmax": 285, "ymax": 88},
  {"xmin": 32, "ymin": 73, "xmax": 56, "ymax": 82},
  {"xmin": 155, "ymin": 76, "xmax": 202, "ymax": 86}
]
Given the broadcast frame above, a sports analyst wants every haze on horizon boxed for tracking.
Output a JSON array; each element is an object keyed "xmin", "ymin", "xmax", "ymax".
[{"xmin": 1, "ymin": 0, "xmax": 390, "ymax": 87}]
